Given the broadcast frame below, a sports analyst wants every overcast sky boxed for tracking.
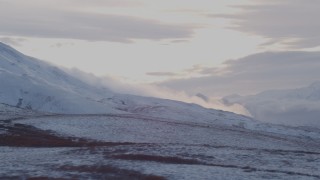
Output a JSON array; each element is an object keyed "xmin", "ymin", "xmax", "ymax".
[{"xmin": 1, "ymin": 0, "xmax": 319, "ymax": 97}]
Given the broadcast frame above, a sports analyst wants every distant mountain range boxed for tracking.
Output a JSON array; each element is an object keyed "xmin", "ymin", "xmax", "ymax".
[{"xmin": 222, "ymin": 82, "xmax": 320, "ymax": 127}]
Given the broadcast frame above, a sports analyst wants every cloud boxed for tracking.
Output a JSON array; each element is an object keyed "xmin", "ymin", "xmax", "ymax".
[
  {"xmin": 146, "ymin": 72, "xmax": 178, "ymax": 77},
  {"xmin": 170, "ymin": 39, "xmax": 190, "ymax": 43},
  {"xmin": 50, "ymin": 42, "xmax": 74, "ymax": 48},
  {"xmin": 146, "ymin": 64, "xmax": 217, "ymax": 79},
  {"xmin": 160, "ymin": 51, "xmax": 320, "ymax": 96},
  {"xmin": 210, "ymin": 0, "xmax": 320, "ymax": 48},
  {"xmin": 0, "ymin": 1, "xmax": 195, "ymax": 42},
  {"xmin": 1, "ymin": 0, "xmax": 142, "ymax": 9},
  {"xmin": 63, "ymin": 67, "xmax": 249, "ymax": 116},
  {"xmin": 59, "ymin": 0, "xmax": 143, "ymax": 7},
  {"xmin": 104, "ymin": 81, "xmax": 251, "ymax": 116}
]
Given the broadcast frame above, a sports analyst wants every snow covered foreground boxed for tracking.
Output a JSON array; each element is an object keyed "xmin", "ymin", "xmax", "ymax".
[{"xmin": 1, "ymin": 104, "xmax": 320, "ymax": 180}]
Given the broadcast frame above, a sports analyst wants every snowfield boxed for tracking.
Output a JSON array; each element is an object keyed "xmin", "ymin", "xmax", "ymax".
[
  {"xmin": 16, "ymin": 114, "xmax": 320, "ymax": 149},
  {"xmin": 1, "ymin": 108, "xmax": 320, "ymax": 179},
  {"xmin": 0, "ymin": 103, "xmax": 41, "ymax": 120}
]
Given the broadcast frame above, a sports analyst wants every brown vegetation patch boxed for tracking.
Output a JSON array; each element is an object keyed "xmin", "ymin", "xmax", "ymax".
[
  {"xmin": 0, "ymin": 123, "xmax": 133, "ymax": 147},
  {"xmin": 27, "ymin": 177, "xmax": 71, "ymax": 180},
  {"xmin": 112, "ymin": 154, "xmax": 201, "ymax": 165}
]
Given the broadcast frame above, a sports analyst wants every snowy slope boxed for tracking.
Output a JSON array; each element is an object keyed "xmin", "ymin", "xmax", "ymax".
[
  {"xmin": 0, "ymin": 103, "xmax": 42, "ymax": 120},
  {"xmin": 0, "ymin": 42, "xmax": 118, "ymax": 113},
  {"xmin": 222, "ymin": 82, "xmax": 320, "ymax": 127}
]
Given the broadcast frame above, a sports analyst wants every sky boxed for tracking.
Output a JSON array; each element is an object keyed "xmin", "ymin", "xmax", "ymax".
[
  {"xmin": 0, "ymin": 0, "xmax": 279, "ymax": 83},
  {"xmin": 1, "ymin": 1, "xmax": 320, "ymax": 106}
]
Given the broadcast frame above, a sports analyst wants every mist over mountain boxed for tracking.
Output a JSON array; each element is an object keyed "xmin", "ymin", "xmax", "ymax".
[
  {"xmin": 222, "ymin": 82, "xmax": 320, "ymax": 127},
  {"xmin": 0, "ymin": 42, "xmax": 253, "ymax": 125}
]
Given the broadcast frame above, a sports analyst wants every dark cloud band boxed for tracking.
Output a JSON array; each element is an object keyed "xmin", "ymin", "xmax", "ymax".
[
  {"xmin": 209, "ymin": 0, "xmax": 320, "ymax": 48},
  {"xmin": 161, "ymin": 51, "xmax": 320, "ymax": 96},
  {"xmin": 0, "ymin": 3, "xmax": 195, "ymax": 42}
]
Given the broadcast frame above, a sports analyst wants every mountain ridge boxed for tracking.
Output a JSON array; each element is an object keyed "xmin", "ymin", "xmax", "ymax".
[
  {"xmin": 0, "ymin": 42, "xmax": 117, "ymax": 113},
  {"xmin": 0, "ymin": 42, "xmax": 254, "ymax": 125}
]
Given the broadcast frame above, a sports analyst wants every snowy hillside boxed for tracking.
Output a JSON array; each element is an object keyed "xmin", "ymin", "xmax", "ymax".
[
  {"xmin": 0, "ymin": 42, "xmax": 253, "ymax": 119},
  {"xmin": 0, "ymin": 42, "xmax": 118, "ymax": 113},
  {"xmin": 0, "ymin": 42, "xmax": 255, "ymax": 124},
  {"xmin": 0, "ymin": 103, "xmax": 43, "ymax": 120},
  {"xmin": 223, "ymin": 82, "xmax": 320, "ymax": 128},
  {"xmin": 0, "ymin": 42, "xmax": 279, "ymax": 131}
]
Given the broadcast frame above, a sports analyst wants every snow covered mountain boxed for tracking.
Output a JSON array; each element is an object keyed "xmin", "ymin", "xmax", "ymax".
[
  {"xmin": 0, "ymin": 42, "xmax": 121, "ymax": 113},
  {"xmin": 1, "ymin": 42, "xmax": 320, "ymax": 133},
  {"xmin": 1, "ymin": 42, "xmax": 242, "ymax": 119},
  {"xmin": 0, "ymin": 42, "xmax": 258, "ymax": 127},
  {"xmin": 1, "ymin": 42, "xmax": 320, "ymax": 179},
  {"xmin": 222, "ymin": 82, "xmax": 320, "ymax": 127}
]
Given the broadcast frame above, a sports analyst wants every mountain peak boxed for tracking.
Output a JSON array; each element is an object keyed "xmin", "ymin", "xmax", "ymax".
[
  {"xmin": 0, "ymin": 41, "xmax": 7, "ymax": 46},
  {"xmin": 195, "ymin": 93, "xmax": 209, "ymax": 102},
  {"xmin": 0, "ymin": 42, "xmax": 15, "ymax": 51},
  {"xmin": 308, "ymin": 81, "xmax": 320, "ymax": 89},
  {"xmin": 0, "ymin": 42, "xmax": 24, "ymax": 62}
]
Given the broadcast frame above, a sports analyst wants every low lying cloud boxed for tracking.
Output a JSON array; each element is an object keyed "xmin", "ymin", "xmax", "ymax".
[
  {"xmin": 64, "ymin": 67, "xmax": 250, "ymax": 116},
  {"xmin": 146, "ymin": 64, "xmax": 215, "ymax": 79},
  {"xmin": 50, "ymin": 42, "xmax": 74, "ymax": 48},
  {"xmin": 146, "ymin": 72, "xmax": 178, "ymax": 77},
  {"xmin": 65, "ymin": 50, "xmax": 320, "ymax": 127},
  {"xmin": 210, "ymin": 0, "xmax": 320, "ymax": 48},
  {"xmin": 0, "ymin": 37, "xmax": 26, "ymax": 46},
  {"xmin": 223, "ymin": 82, "xmax": 320, "ymax": 128},
  {"xmin": 104, "ymin": 82, "xmax": 251, "ymax": 116},
  {"xmin": 0, "ymin": 1, "xmax": 195, "ymax": 42},
  {"xmin": 160, "ymin": 51, "xmax": 320, "ymax": 96}
]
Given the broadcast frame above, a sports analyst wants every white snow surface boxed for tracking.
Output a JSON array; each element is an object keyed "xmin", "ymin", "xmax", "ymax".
[
  {"xmin": 0, "ymin": 103, "xmax": 40, "ymax": 120},
  {"xmin": 6, "ymin": 114, "xmax": 320, "ymax": 179},
  {"xmin": 18, "ymin": 113, "xmax": 320, "ymax": 147}
]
